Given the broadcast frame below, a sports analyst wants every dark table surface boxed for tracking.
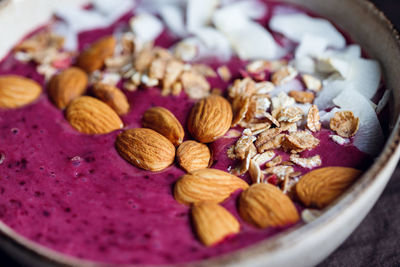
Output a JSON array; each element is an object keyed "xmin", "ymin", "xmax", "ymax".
[{"xmin": 1, "ymin": 0, "xmax": 400, "ymax": 266}]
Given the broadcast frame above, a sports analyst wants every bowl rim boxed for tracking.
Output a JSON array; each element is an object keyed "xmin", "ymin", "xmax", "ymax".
[{"xmin": 0, "ymin": 0, "xmax": 399, "ymax": 266}]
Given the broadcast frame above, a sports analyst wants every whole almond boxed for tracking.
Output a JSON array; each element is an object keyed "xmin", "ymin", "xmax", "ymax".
[
  {"xmin": 192, "ymin": 202, "xmax": 240, "ymax": 246},
  {"xmin": 93, "ymin": 83, "xmax": 130, "ymax": 115},
  {"xmin": 188, "ymin": 95, "xmax": 233, "ymax": 143},
  {"xmin": 174, "ymin": 168, "xmax": 249, "ymax": 205},
  {"xmin": 48, "ymin": 67, "xmax": 88, "ymax": 109},
  {"xmin": 176, "ymin": 141, "xmax": 211, "ymax": 172},
  {"xmin": 239, "ymin": 183, "xmax": 299, "ymax": 228},
  {"xmin": 296, "ymin": 167, "xmax": 361, "ymax": 209},
  {"xmin": 76, "ymin": 36, "xmax": 116, "ymax": 73},
  {"xmin": 142, "ymin": 107, "xmax": 184, "ymax": 146},
  {"xmin": 115, "ymin": 128, "xmax": 175, "ymax": 171},
  {"xmin": 66, "ymin": 96, "xmax": 123, "ymax": 134},
  {"xmin": 0, "ymin": 75, "xmax": 41, "ymax": 108}
]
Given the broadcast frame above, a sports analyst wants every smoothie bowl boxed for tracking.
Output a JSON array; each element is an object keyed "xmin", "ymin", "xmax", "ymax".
[{"xmin": 0, "ymin": 0, "xmax": 399, "ymax": 266}]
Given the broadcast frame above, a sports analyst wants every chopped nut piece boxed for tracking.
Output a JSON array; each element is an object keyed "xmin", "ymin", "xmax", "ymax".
[
  {"xmin": 246, "ymin": 59, "xmax": 288, "ymax": 73},
  {"xmin": 123, "ymin": 80, "xmax": 138, "ymax": 91},
  {"xmin": 141, "ymin": 74, "xmax": 159, "ymax": 87},
  {"xmin": 265, "ymin": 155, "xmax": 282, "ymax": 168},
  {"xmin": 330, "ymin": 135, "xmax": 350, "ymax": 145},
  {"xmin": 307, "ymin": 105, "xmax": 321, "ymax": 132},
  {"xmin": 302, "ymin": 74, "xmax": 322, "ymax": 92},
  {"xmin": 249, "ymin": 159, "xmax": 263, "ymax": 183},
  {"xmin": 282, "ymin": 131, "xmax": 320, "ymax": 153},
  {"xmin": 288, "ymin": 91, "xmax": 315, "ymax": 104},
  {"xmin": 173, "ymin": 41, "xmax": 198, "ymax": 61},
  {"xmin": 217, "ymin": 65, "xmax": 231, "ymax": 82},
  {"xmin": 264, "ymin": 165, "xmax": 294, "ymax": 180},
  {"xmin": 180, "ymin": 70, "xmax": 210, "ymax": 99},
  {"xmin": 271, "ymin": 66, "xmax": 298, "ymax": 86},
  {"xmin": 330, "ymin": 111, "xmax": 360, "ymax": 138},
  {"xmin": 252, "ymin": 151, "xmax": 275, "ymax": 166},
  {"xmin": 271, "ymin": 92, "xmax": 296, "ymax": 111},
  {"xmin": 172, "ymin": 82, "xmax": 183, "ymax": 96},
  {"xmin": 148, "ymin": 58, "xmax": 167, "ymax": 80},
  {"xmin": 276, "ymin": 106, "xmax": 303, "ymax": 123},
  {"xmin": 192, "ymin": 64, "xmax": 217, "ymax": 77},
  {"xmin": 134, "ymin": 45, "xmax": 154, "ymax": 72},
  {"xmin": 290, "ymin": 154, "xmax": 322, "ymax": 169},
  {"xmin": 163, "ymin": 59, "xmax": 184, "ymax": 94}
]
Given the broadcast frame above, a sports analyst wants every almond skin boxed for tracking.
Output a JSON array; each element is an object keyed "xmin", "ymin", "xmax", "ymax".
[
  {"xmin": 92, "ymin": 83, "xmax": 130, "ymax": 115},
  {"xmin": 48, "ymin": 67, "xmax": 88, "ymax": 109},
  {"xmin": 142, "ymin": 106, "xmax": 184, "ymax": 146},
  {"xmin": 176, "ymin": 141, "xmax": 211, "ymax": 172},
  {"xmin": 66, "ymin": 96, "xmax": 123, "ymax": 134},
  {"xmin": 192, "ymin": 202, "xmax": 240, "ymax": 246},
  {"xmin": 174, "ymin": 168, "xmax": 249, "ymax": 205},
  {"xmin": 0, "ymin": 75, "xmax": 41, "ymax": 108},
  {"xmin": 239, "ymin": 183, "xmax": 299, "ymax": 228},
  {"xmin": 115, "ymin": 128, "xmax": 175, "ymax": 171},
  {"xmin": 296, "ymin": 167, "xmax": 361, "ymax": 209},
  {"xmin": 188, "ymin": 95, "xmax": 233, "ymax": 143},
  {"xmin": 76, "ymin": 36, "xmax": 116, "ymax": 73}
]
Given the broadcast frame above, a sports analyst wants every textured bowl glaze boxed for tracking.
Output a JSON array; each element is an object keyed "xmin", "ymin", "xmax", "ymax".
[{"xmin": 0, "ymin": 0, "xmax": 399, "ymax": 266}]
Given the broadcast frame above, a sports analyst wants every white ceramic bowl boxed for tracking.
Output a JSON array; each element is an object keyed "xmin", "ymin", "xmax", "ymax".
[{"xmin": 0, "ymin": 0, "xmax": 399, "ymax": 266}]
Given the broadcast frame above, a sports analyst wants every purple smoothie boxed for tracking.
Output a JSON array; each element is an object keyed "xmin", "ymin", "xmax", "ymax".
[{"xmin": 0, "ymin": 1, "xmax": 373, "ymax": 265}]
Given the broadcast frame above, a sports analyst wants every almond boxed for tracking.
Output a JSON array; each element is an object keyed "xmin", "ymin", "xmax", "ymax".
[
  {"xmin": 192, "ymin": 202, "xmax": 240, "ymax": 246},
  {"xmin": 296, "ymin": 167, "xmax": 361, "ymax": 209},
  {"xmin": 115, "ymin": 128, "xmax": 175, "ymax": 171},
  {"xmin": 142, "ymin": 107, "xmax": 184, "ymax": 146},
  {"xmin": 48, "ymin": 67, "xmax": 88, "ymax": 109},
  {"xmin": 239, "ymin": 183, "xmax": 299, "ymax": 228},
  {"xmin": 176, "ymin": 141, "xmax": 211, "ymax": 172},
  {"xmin": 187, "ymin": 95, "xmax": 233, "ymax": 143},
  {"xmin": 174, "ymin": 168, "xmax": 249, "ymax": 205},
  {"xmin": 0, "ymin": 75, "xmax": 41, "ymax": 108},
  {"xmin": 76, "ymin": 36, "xmax": 116, "ymax": 73},
  {"xmin": 92, "ymin": 82, "xmax": 130, "ymax": 115},
  {"xmin": 66, "ymin": 96, "xmax": 123, "ymax": 134}
]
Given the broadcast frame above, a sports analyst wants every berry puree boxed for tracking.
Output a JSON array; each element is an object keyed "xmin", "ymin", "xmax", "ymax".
[{"xmin": 0, "ymin": 1, "xmax": 375, "ymax": 265}]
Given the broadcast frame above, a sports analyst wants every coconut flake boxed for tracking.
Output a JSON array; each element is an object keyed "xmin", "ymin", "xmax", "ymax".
[
  {"xmin": 376, "ymin": 89, "xmax": 391, "ymax": 114},
  {"xmin": 295, "ymin": 34, "xmax": 328, "ymax": 59},
  {"xmin": 186, "ymin": 0, "xmax": 219, "ymax": 32},
  {"xmin": 319, "ymin": 107, "xmax": 342, "ymax": 127},
  {"xmin": 130, "ymin": 14, "xmax": 164, "ymax": 43},
  {"xmin": 270, "ymin": 13, "xmax": 346, "ymax": 49},
  {"xmin": 158, "ymin": 5, "xmax": 186, "ymax": 37},
  {"xmin": 213, "ymin": 7, "xmax": 285, "ymax": 60},
  {"xmin": 347, "ymin": 58, "xmax": 381, "ymax": 99},
  {"xmin": 315, "ymin": 80, "xmax": 351, "ymax": 110},
  {"xmin": 192, "ymin": 27, "xmax": 232, "ymax": 61},
  {"xmin": 333, "ymin": 89, "xmax": 384, "ymax": 155}
]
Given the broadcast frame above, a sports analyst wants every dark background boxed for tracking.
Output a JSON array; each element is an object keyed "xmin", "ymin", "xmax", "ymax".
[{"xmin": 1, "ymin": 0, "xmax": 400, "ymax": 266}]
